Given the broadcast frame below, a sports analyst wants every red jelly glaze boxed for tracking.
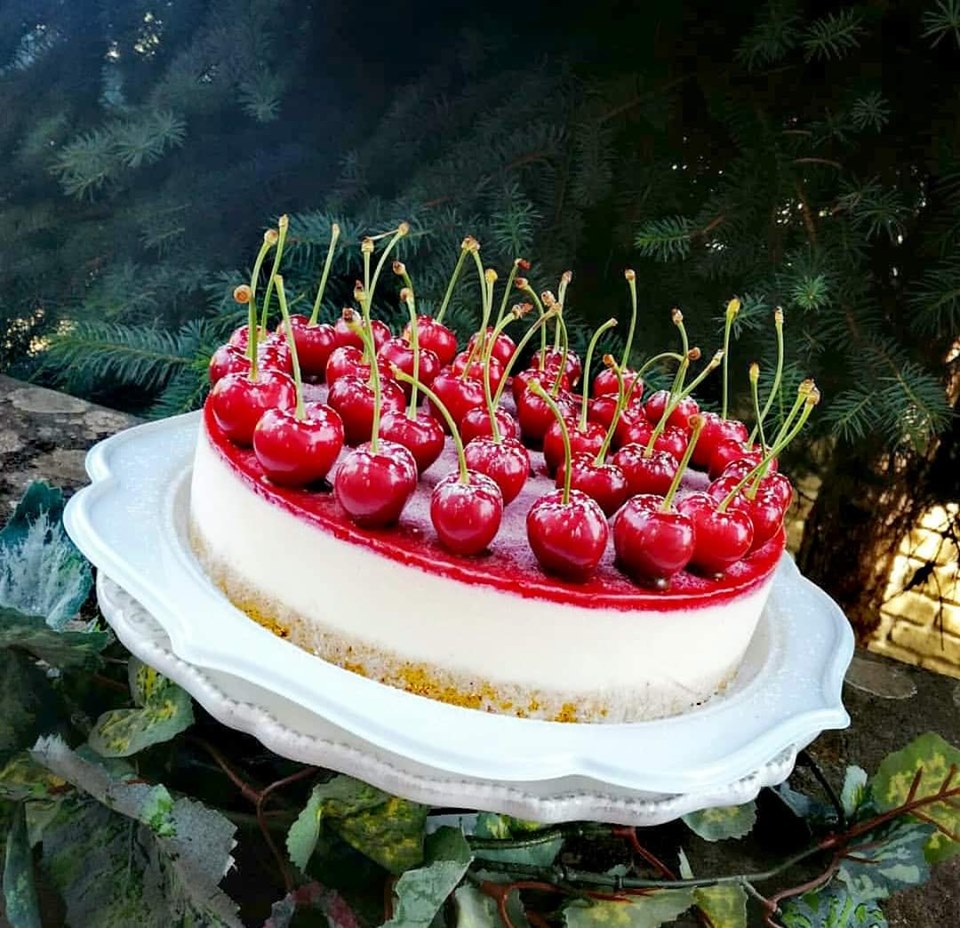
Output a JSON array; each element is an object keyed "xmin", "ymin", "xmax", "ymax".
[{"xmin": 202, "ymin": 396, "xmax": 785, "ymax": 610}]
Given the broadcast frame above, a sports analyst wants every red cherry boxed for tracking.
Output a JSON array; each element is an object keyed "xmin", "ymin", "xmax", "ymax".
[
  {"xmin": 283, "ymin": 316, "xmax": 338, "ymax": 379},
  {"xmin": 707, "ymin": 479, "xmax": 787, "ymax": 551},
  {"xmin": 526, "ymin": 489, "xmax": 609, "ymax": 581},
  {"xmin": 209, "ymin": 370, "xmax": 297, "ymax": 446},
  {"xmin": 612, "ymin": 444, "xmax": 678, "ymax": 496},
  {"xmin": 378, "ymin": 410, "xmax": 445, "ymax": 474},
  {"xmin": 676, "ymin": 492, "xmax": 754, "ymax": 576},
  {"xmin": 451, "ymin": 351, "xmax": 504, "ymax": 392},
  {"xmin": 556, "ymin": 453, "xmax": 629, "ymax": 517},
  {"xmin": 325, "ymin": 346, "xmax": 367, "ymax": 385},
  {"xmin": 252, "ymin": 403, "xmax": 344, "ymax": 487},
  {"xmin": 464, "ymin": 437, "xmax": 530, "ymax": 505},
  {"xmin": 613, "ymin": 495, "xmax": 695, "ymax": 586},
  {"xmin": 334, "ymin": 317, "xmax": 390, "ymax": 352},
  {"xmin": 430, "ymin": 471, "xmax": 503, "ymax": 555},
  {"xmin": 542, "ymin": 419, "xmax": 605, "ymax": 476},
  {"xmin": 209, "ymin": 344, "xmax": 250, "ymax": 384},
  {"xmin": 257, "ymin": 332, "xmax": 294, "ymax": 374},
  {"xmin": 377, "ymin": 338, "xmax": 441, "ymax": 396},
  {"xmin": 227, "ymin": 324, "xmax": 267, "ymax": 351},
  {"xmin": 460, "ymin": 407, "xmax": 521, "ymax": 445},
  {"xmin": 512, "ymin": 367, "xmax": 570, "ymax": 404},
  {"xmin": 466, "ymin": 328, "xmax": 517, "ymax": 368},
  {"xmin": 327, "ymin": 375, "xmax": 405, "ymax": 445},
  {"xmin": 428, "ymin": 369, "xmax": 486, "ymax": 430},
  {"xmin": 592, "ymin": 367, "xmax": 642, "ymax": 399},
  {"xmin": 516, "ymin": 388, "xmax": 577, "ymax": 444},
  {"xmin": 334, "ymin": 440, "xmax": 418, "ymax": 527},
  {"xmin": 693, "ymin": 414, "xmax": 749, "ymax": 470},
  {"xmin": 709, "ymin": 439, "xmax": 764, "ymax": 479},
  {"xmin": 643, "ymin": 390, "xmax": 700, "ymax": 431},
  {"xmin": 530, "ymin": 348, "xmax": 582, "ymax": 387},
  {"xmin": 405, "ymin": 316, "xmax": 458, "ymax": 366}
]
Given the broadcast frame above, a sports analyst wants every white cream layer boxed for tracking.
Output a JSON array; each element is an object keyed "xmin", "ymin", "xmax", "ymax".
[{"xmin": 190, "ymin": 426, "xmax": 775, "ymax": 713}]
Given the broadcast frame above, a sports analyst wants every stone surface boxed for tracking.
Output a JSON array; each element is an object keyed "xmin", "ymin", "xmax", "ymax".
[{"xmin": 1, "ymin": 375, "xmax": 958, "ymax": 924}]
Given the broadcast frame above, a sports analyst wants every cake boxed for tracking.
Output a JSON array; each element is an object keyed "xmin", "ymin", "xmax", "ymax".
[{"xmin": 189, "ymin": 219, "xmax": 803, "ymax": 723}]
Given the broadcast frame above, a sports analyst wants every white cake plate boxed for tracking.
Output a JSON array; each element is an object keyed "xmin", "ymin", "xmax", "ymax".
[{"xmin": 64, "ymin": 413, "xmax": 854, "ymax": 820}]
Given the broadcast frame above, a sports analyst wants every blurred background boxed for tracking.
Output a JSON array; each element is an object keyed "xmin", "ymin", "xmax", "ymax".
[{"xmin": 0, "ymin": 0, "xmax": 957, "ymax": 666}]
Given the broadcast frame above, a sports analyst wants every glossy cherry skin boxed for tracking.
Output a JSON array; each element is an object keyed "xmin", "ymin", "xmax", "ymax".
[
  {"xmin": 516, "ymin": 388, "xmax": 578, "ymax": 444},
  {"xmin": 430, "ymin": 471, "xmax": 504, "ymax": 555},
  {"xmin": 644, "ymin": 391, "xmax": 700, "ymax": 431},
  {"xmin": 209, "ymin": 344, "xmax": 250, "ymax": 384},
  {"xmin": 464, "ymin": 437, "xmax": 530, "ymax": 505},
  {"xmin": 325, "ymin": 346, "xmax": 368, "ymax": 385},
  {"xmin": 377, "ymin": 338, "xmax": 441, "ymax": 395},
  {"xmin": 258, "ymin": 332, "xmax": 294, "ymax": 372},
  {"xmin": 542, "ymin": 419, "xmax": 605, "ymax": 476},
  {"xmin": 530, "ymin": 348, "xmax": 582, "ymax": 387},
  {"xmin": 460, "ymin": 407, "xmax": 521, "ymax": 445},
  {"xmin": 612, "ymin": 444, "xmax": 679, "ymax": 497},
  {"xmin": 707, "ymin": 479, "xmax": 787, "ymax": 551},
  {"xmin": 720, "ymin": 461, "xmax": 787, "ymax": 506},
  {"xmin": 613, "ymin": 495, "xmax": 695, "ymax": 586},
  {"xmin": 208, "ymin": 370, "xmax": 297, "ymax": 446},
  {"xmin": 334, "ymin": 440, "xmax": 418, "ymax": 527},
  {"xmin": 526, "ymin": 489, "xmax": 609, "ymax": 581},
  {"xmin": 693, "ymin": 414, "xmax": 749, "ymax": 470},
  {"xmin": 428, "ymin": 369, "xmax": 486, "ymax": 430},
  {"xmin": 512, "ymin": 367, "xmax": 571, "ymax": 404},
  {"xmin": 404, "ymin": 316, "xmax": 458, "ymax": 366},
  {"xmin": 676, "ymin": 492, "xmax": 754, "ymax": 576},
  {"xmin": 708, "ymin": 439, "xmax": 765, "ymax": 479},
  {"xmin": 283, "ymin": 316, "xmax": 338, "ymax": 379},
  {"xmin": 556, "ymin": 453, "xmax": 630, "ymax": 517},
  {"xmin": 451, "ymin": 351, "xmax": 504, "ymax": 392},
  {"xmin": 378, "ymin": 410, "xmax": 445, "ymax": 474},
  {"xmin": 592, "ymin": 367, "xmax": 642, "ymax": 399},
  {"xmin": 252, "ymin": 403, "xmax": 344, "ymax": 487},
  {"xmin": 333, "ymin": 317, "xmax": 390, "ymax": 352},
  {"xmin": 227, "ymin": 324, "xmax": 267, "ymax": 351},
  {"xmin": 466, "ymin": 328, "xmax": 518, "ymax": 368},
  {"xmin": 615, "ymin": 418, "xmax": 687, "ymax": 459},
  {"xmin": 326, "ymin": 375, "xmax": 406, "ymax": 446}
]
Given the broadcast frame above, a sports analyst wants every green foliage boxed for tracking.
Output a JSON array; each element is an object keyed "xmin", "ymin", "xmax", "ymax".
[
  {"xmin": 801, "ymin": 9, "xmax": 865, "ymax": 61},
  {"xmin": 681, "ymin": 802, "xmax": 757, "ymax": 841},
  {"xmin": 3, "ymin": 804, "xmax": 41, "ymax": 928},
  {"xmin": 781, "ymin": 885, "xmax": 888, "ymax": 927},
  {"xmin": 564, "ymin": 890, "xmax": 695, "ymax": 928},
  {"xmin": 922, "ymin": 0, "xmax": 960, "ymax": 48}
]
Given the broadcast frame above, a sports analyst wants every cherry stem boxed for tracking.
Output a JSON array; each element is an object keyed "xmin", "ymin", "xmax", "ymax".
[
  {"xmin": 530, "ymin": 381, "xmax": 574, "ymax": 505},
  {"xmin": 274, "ymin": 277, "xmax": 305, "ymax": 420},
  {"xmin": 436, "ymin": 244, "xmax": 471, "ymax": 324},
  {"xmin": 554, "ymin": 272, "xmax": 572, "ymax": 352},
  {"xmin": 460, "ymin": 254, "xmax": 494, "ymax": 379},
  {"xmin": 516, "ymin": 282, "xmax": 548, "ymax": 365},
  {"xmin": 367, "ymin": 224, "xmax": 409, "ymax": 317},
  {"xmin": 749, "ymin": 310, "xmax": 784, "ymax": 445},
  {"xmin": 644, "ymin": 351, "xmax": 722, "ymax": 457},
  {"xmin": 494, "ymin": 260, "xmax": 524, "ymax": 328},
  {"xmin": 579, "ymin": 319, "xmax": 618, "ymax": 431},
  {"xmin": 621, "ymin": 271, "xmax": 638, "ymax": 370},
  {"xmin": 491, "ymin": 309, "xmax": 558, "ymax": 410},
  {"xmin": 394, "ymin": 370, "xmax": 469, "ymax": 484},
  {"xmin": 245, "ymin": 233, "xmax": 277, "ymax": 379},
  {"xmin": 721, "ymin": 298, "xmax": 740, "ymax": 420},
  {"xmin": 400, "ymin": 289, "xmax": 421, "ymax": 417},
  {"xmin": 308, "ymin": 222, "xmax": 341, "ymax": 326},
  {"xmin": 661, "ymin": 415, "xmax": 704, "ymax": 511},
  {"xmin": 482, "ymin": 311, "xmax": 521, "ymax": 444},
  {"xmin": 750, "ymin": 364, "xmax": 766, "ymax": 449},
  {"xmin": 549, "ymin": 314, "xmax": 569, "ymax": 396},
  {"xmin": 595, "ymin": 358, "xmax": 624, "ymax": 465},
  {"xmin": 355, "ymin": 316, "xmax": 383, "ymax": 453},
  {"xmin": 718, "ymin": 394, "xmax": 813, "ymax": 511},
  {"xmin": 259, "ymin": 214, "xmax": 289, "ymax": 332}
]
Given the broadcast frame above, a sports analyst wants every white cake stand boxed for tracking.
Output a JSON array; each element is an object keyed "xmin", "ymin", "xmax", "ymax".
[{"xmin": 66, "ymin": 413, "xmax": 854, "ymax": 825}]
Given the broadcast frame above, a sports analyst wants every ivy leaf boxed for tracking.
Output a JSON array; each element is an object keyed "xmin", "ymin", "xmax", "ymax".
[
  {"xmin": 0, "ymin": 752, "xmax": 70, "ymax": 802},
  {"xmin": 31, "ymin": 735, "xmax": 240, "ymax": 927},
  {"xmin": 454, "ymin": 884, "xmax": 500, "ymax": 928},
  {"xmin": 3, "ymin": 803, "xmax": 42, "ymax": 928},
  {"xmin": 837, "ymin": 820, "xmax": 933, "ymax": 901},
  {"xmin": 0, "ymin": 481, "xmax": 92, "ymax": 629},
  {"xmin": 88, "ymin": 658, "xmax": 194, "ymax": 758},
  {"xmin": 694, "ymin": 885, "xmax": 747, "ymax": 928},
  {"xmin": 564, "ymin": 889, "xmax": 695, "ymax": 928},
  {"xmin": 841, "ymin": 766, "xmax": 869, "ymax": 819},
  {"xmin": 0, "ymin": 650, "xmax": 62, "ymax": 764},
  {"xmin": 263, "ymin": 882, "xmax": 361, "ymax": 928},
  {"xmin": 0, "ymin": 605, "xmax": 110, "ymax": 669},
  {"xmin": 774, "ymin": 782, "xmax": 838, "ymax": 827},
  {"xmin": 869, "ymin": 732, "xmax": 960, "ymax": 862},
  {"xmin": 681, "ymin": 802, "xmax": 757, "ymax": 842},
  {"xmin": 384, "ymin": 827, "xmax": 473, "ymax": 928},
  {"xmin": 780, "ymin": 883, "xmax": 888, "ymax": 927},
  {"xmin": 287, "ymin": 775, "xmax": 428, "ymax": 874}
]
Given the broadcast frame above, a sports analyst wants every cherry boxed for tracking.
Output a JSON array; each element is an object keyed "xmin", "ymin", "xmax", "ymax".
[
  {"xmin": 378, "ymin": 337, "xmax": 441, "ymax": 395},
  {"xmin": 460, "ymin": 407, "xmax": 521, "ymax": 445},
  {"xmin": 644, "ymin": 390, "xmax": 700, "ymax": 431},
  {"xmin": 614, "ymin": 409, "xmax": 652, "ymax": 449},
  {"xmin": 709, "ymin": 438, "xmax": 764, "ymax": 479},
  {"xmin": 542, "ymin": 418, "xmax": 605, "ymax": 476},
  {"xmin": 676, "ymin": 492, "xmax": 754, "ymax": 576},
  {"xmin": 405, "ymin": 316, "xmax": 458, "ymax": 366},
  {"xmin": 209, "ymin": 370, "xmax": 296, "ymax": 447},
  {"xmin": 530, "ymin": 347, "xmax": 582, "ymax": 387},
  {"xmin": 516, "ymin": 387, "xmax": 577, "ymax": 444},
  {"xmin": 466, "ymin": 328, "xmax": 517, "ymax": 368},
  {"xmin": 428, "ymin": 369, "xmax": 486, "ymax": 430},
  {"xmin": 511, "ymin": 367, "xmax": 570, "ymax": 404},
  {"xmin": 732, "ymin": 485, "xmax": 787, "ymax": 551},
  {"xmin": 283, "ymin": 316, "xmax": 338, "ymax": 379},
  {"xmin": 209, "ymin": 344, "xmax": 250, "ymax": 385},
  {"xmin": 430, "ymin": 471, "xmax": 503, "ymax": 555},
  {"xmin": 587, "ymin": 394, "xmax": 621, "ymax": 431},
  {"xmin": 613, "ymin": 494, "xmax": 695, "ymax": 587},
  {"xmin": 378, "ymin": 409, "xmax": 445, "ymax": 474},
  {"xmin": 334, "ymin": 440, "xmax": 418, "ymax": 527},
  {"xmin": 227, "ymin": 323, "xmax": 267, "ymax": 351},
  {"xmin": 258, "ymin": 332, "xmax": 294, "ymax": 374},
  {"xmin": 325, "ymin": 346, "xmax": 368, "ymax": 385},
  {"xmin": 593, "ymin": 367, "xmax": 641, "ymax": 399},
  {"xmin": 333, "ymin": 316, "xmax": 390, "ymax": 352},
  {"xmin": 612, "ymin": 444, "xmax": 678, "ymax": 497},
  {"xmin": 693, "ymin": 413, "xmax": 748, "ymax": 470},
  {"xmin": 527, "ymin": 489, "xmax": 609, "ymax": 581},
  {"xmin": 253, "ymin": 403, "xmax": 344, "ymax": 487},
  {"xmin": 464, "ymin": 437, "xmax": 530, "ymax": 505},
  {"xmin": 451, "ymin": 350, "xmax": 504, "ymax": 392},
  {"xmin": 327, "ymin": 375, "xmax": 405, "ymax": 446},
  {"xmin": 556, "ymin": 453, "xmax": 629, "ymax": 517}
]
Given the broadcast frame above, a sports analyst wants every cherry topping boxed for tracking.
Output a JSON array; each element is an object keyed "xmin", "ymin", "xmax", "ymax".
[
  {"xmin": 253, "ymin": 403, "xmax": 344, "ymax": 487},
  {"xmin": 333, "ymin": 316, "xmax": 390, "ymax": 352},
  {"xmin": 542, "ymin": 418, "xmax": 605, "ymax": 476},
  {"xmin": 527, "ymin": 490, "xmax": 609, "ymax": 581},
  {"xmin": 378, "ymin": 409, "xmax": 445, "ymax": 474},
  {"xmin": 644, "ymin": 390, "xmax": 700, "ymax": 431},
  {"xmin": 378, "ymin": 338, "xmax": 441, "ymax": 395},
  {"xmin": 676, "ymin": 492, "xmax": 754, "ymax": 576},
  {"xmin": 516, "ymin": 387, "xmax": 577, "ymax": 444},
  {"xmin": 208, "ymin": 370, "xmax": 296, "ymax": 447},
  {"xmin": 430, "ymin": 471, "xmax": 503, "ymax": 556},
  {"xmin": 556, "ymin": 452, "xmax": 629, "ymax": 517},
  {"xmin": 466, "ymin": 328, "xmax": 517, "ymax": 368},
  {"xmin": 693, "ymin": 413, "xmax": 749, "ymax": 470},
  {"xmin": 530, "ymin": 347, "xmax": 582, "ymax": 387},
  {"xmin": 405, "ymin": 316, "xmax": 458, "ymax": 366},
  {"xmin": 613, "ymin": 494, "xmax": 695, "ymax": 587},
  {"xmin": 334, "ymin": 440, "xmax": 418, "ymax": 527},
  {"xmin": 327, "ymin": 374, "xmax": 405, "ymax": 446},
  {"xmin": 593, "ymin": 367, "xmax": 642, "ymax": 399},
  {"xmin": 283, "ymin": 315, "xmax": 338, "ymax": 379},
  {"xmin": 460, "ymin": 407, "xmax": 521, "ymax": 445},
  {"xmin": 463, "ymin": 436, "xmax": 530, "ymax": 505},
  {"xmin": 428, "ymin": 369, "xmax": 486, "ymax": 430},
  {"xmin": 612, "ymin": 444, "xmax": 678, "ymax": 497}
]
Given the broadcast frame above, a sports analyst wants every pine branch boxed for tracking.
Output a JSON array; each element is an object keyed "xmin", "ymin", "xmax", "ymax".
[{"xmin": 801, "ymin": 8, "xmax": 865, "ymax": 61}]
